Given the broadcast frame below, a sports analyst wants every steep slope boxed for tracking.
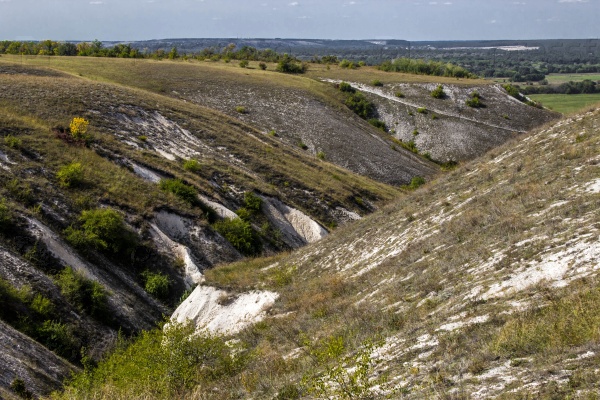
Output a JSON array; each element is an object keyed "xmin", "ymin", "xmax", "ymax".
[
  {"xmin": 0, "ymin": 61, "xmax": 401, "ymax": 398},
  {"xmin": 190, "ymin": 107, "xmax": 598, "ymax": 398},
  {"xmin": 348, "ymin": 81, "xmax": 559, "ymax": 162}
]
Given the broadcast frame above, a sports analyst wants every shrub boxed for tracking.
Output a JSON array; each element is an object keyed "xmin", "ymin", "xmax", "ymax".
[
  {"xmin": 0, "ymin": 197, "xmax": 12, "ymax": 231},
  {"xmin": 56, "ymin": 162, "xmax": 84, "ymax": 188},
  {"xmin": 371, "ymin": 79, "xmax": 383, "ymax": 87},
  {"xmin": 141, "ymin": 271, "xmax": 171, "ymax": 300},
  {"xmin": 297, "ymin": 141, "xmax": 308, "ymax": 150},
  {"xmin": 213, "ymin": 218, "xmax": 261, "ymax": 256},
  {"xmin": 65, "ymin": 208, "xmax": 137, "ymax": 254},
  {"xmin": 345, "ymin": 92, "xmax": 376, "ymax": 119},
  {"xmin": 55, "ymin": 267, "xmax": 108, "ymax": 319},
  {"xmin": 395, "ymin": 91, "xmax": 404, "ymax": 98},
  {"xmin": 159, "ymin": 178, "xmax": 198, "ymax": 205},
  {"xmin": 36, "ymin": 320, "xmax": 80, "ymax": 361},
  {"xmin": 4, "ymin": 134, "xmax": 21, "ymax": 148},
  {"xmin": 69, "ymin": 117, "xmax": 90, "ymax": 140},
  {"xmin": 239, "ymin": 60, "xmax": 249, "ymax": 68},
  {"xmin": 276, "ymin": 55, "xmax": 307, "ymax": 74},
  {"xmin": 406, "ymin": 176, "xmax": 426, "ymax": 190},
  {"xmin": 338, "ymin": 82, "xmax": 356, "ymax": 93},
  {"xmin": 235, "ymin": 106, "xmax": 247, "ymax": 114},
  {"xmin": 430, "ymin": 84, "xmax": 446, "ymax": 99},
  {"xmin": 368, "ymin": 119, "xmax": 387, "ymax": 131},
  {"xmin": 10, "ymin": 378, "xmax": 33, "ymax": 399},
  {"xmin": 183, "ymin": 159, "xmax": 201, "ymax": 172},
  {"xmin": 417, "ymin": 107, "xmax": 427, "ymax": 114},
  {"xmin": 258, "ymin": 62, "xmax": 267, "ymax": 70},
  {"xmin": 317, "ymin": 151, "xmax": 326, "ymax": 160},
  {"xmin": 466, "ymin": 91, "xmax": 486, "ymax": 108},
  {"xmin": 243, "ymin": 192, "xmax": 262, "ymax": 213},
  {"xmin": 339, "ymin": 59, "xmax": 358, "ymax": 69}
]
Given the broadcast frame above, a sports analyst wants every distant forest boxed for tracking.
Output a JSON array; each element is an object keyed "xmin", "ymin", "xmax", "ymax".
[{"xmin": 1, "ymin": 38, "xmax": 599, "ymax": 88}]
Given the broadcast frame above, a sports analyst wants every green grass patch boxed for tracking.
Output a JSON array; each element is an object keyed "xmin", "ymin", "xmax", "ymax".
[
  {"xmin": 528, "ymin": 93, "xmax": 600, "ymax": 114},
  {"xmin": 545, "ymin": 73, "xmax": 600, "ymax": 85}
]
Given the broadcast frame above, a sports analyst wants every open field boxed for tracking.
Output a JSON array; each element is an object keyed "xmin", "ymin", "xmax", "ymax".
[
  {"xmin": 546, "ymin": 73, "xmax": 600, "ymax": 84},
  {"xmin": 529, "ymin": 93, "xmax": 600, "ymax": 114}
]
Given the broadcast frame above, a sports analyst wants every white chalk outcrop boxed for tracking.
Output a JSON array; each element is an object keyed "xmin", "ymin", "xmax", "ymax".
[
  {"xmin": 171, "ymin": 286, "xmax": 279, "ymax": 335},
  {"xmin": 260, "ymin": 196, "xmax": 328, "ymax": 248}
]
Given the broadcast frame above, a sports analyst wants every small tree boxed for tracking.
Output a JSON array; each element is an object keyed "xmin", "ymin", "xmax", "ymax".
[
  {"xmin": 239, "ymin": 60, "xmax": 249, "ymax": 68},
  {"xmin": 430, "ymin": 84, "xmax": 446, "ymax": 99},
  {"xmin": 69, "ymin": 117, "xmax": 89, "ymax": 140},
  {"xmin": 57, "ymin": 162, "xmax": 84, "ymax": 188}
]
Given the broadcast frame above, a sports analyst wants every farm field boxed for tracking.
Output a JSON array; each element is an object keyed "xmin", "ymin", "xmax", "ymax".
[
  {"xmin": 546, "ymin": 73, "xmax": 600, "ymax": 84},
  {"xmin": 529, "ymin": 93, "xmax": 600, "ymax": 114}
]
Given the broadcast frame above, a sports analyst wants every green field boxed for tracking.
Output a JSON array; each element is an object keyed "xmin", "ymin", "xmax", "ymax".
[
  {"xmin": 546, "ymin": 73, "xmax": 600, "ymax": 84},
  {"xmin": 529, "ymin": 93, "xmax": 600, "ymax": 114}
]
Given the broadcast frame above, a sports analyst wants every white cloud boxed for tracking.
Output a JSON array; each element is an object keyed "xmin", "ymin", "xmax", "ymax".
[
  {"xmin": 490, "ymin": 19, "xmax": 497, "ymax": 24},
  {"xmin": 443, "ymin": 2, "xmax": 452, "ymax": 4},
  {"xmin": 558, "ymin": 0, "xmax": 589, "ymax": 2},
  {"xmin": 89, "ymin": 1, "xmax": 104, "ymax": 4},
  {"xmin": 289, "ymin": 1, "xmax": 299, "ymax": 5}
]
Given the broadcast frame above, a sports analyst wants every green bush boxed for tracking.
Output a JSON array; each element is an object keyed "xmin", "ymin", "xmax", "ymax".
[
  {"xmin": 235, "ymin": 106, "xmax": 247, "ymax": 114},
  {"xmin": 57, "ymin": 322, "xmax": 250, "ymax": 398},
  {"xmin": 243, "ymin": 192, "xmax": 262, "ymax": 213},
  {"xmin": 417, "ymin": 107, "xmax": 427, "ymax": 114},
  {"xmin": 466, "ymin": 91, "xmax": 486, "ymax": 108},
  {"xmin": 10, "ymin": 378, "xmax": 33, "ymax": 399},
  {"xmin": 0, "ymin": 197, "xmax": 12, "ymax": 231},
  {"xmin": 338, "ymin": 82, "xmax": 356, "ymax": 93},
  {"xmin": 395, "ymin": 91, "xmax": 404, "ymax": 98},
  {"xmin": 56, "ymin": 162, "xmax": 84, "ymax": 188},
  {"xmin": 159, "ymin": 178, "xmax": 198, "ymax": 205},
  {"xmin": 65, "ymin": 208, "xmax": 137, "ymax": 254},
  {"xmin": 239, "ymin": 60, "xmax": 249, "ymax": 68},
  {"xmin": 55, "ymin": 267, "xmax": 108, "ymax": 319},
  {"xmin": 276, "ymin": 55, "xmax": 307, "ymax": 74},
  {"xmin": 317, "ymin": 151, "xmax": 326, "ymax": 160},
  {"xmin": 213, "ymin": 218, "xmax": 261, "ymax": 256},
  {"xmin": 430, "ymin": 84, "xmax": 446, "ymax": 99},
  {"xmin": 368, "ymin": 119, "xmax": 387, "ymax": 131},
  {"xmin": 371, "ymin": 79, "xmax": 383, "ymax": 87},
  {"xmin": 345, "ymin": 92, "xmax": 376, "ymax": 119},
  {"xmin": 141, "ymin": 271, "xmax": 171, "ymax": 300},
  {"xmin": 259, "ymin": 62, "xmax": 267, "ymax": 70},
  {"xmin": 4, "ymin": 134, "xmax": 21, "ymax": 148},
  {"xmin": 339, "ymin": 59, "xmax": 358, "ymax": 69},
  {"xmin": 406, "ymin": 176, "xmax": 426, "ymax": 190},
  {"xmin": 36, "ymin": 320, "xmax": 80, "ymax": 361},
  {"xmin": 182, "ymin": 159, "xmax": 201, "ymax": 172}
]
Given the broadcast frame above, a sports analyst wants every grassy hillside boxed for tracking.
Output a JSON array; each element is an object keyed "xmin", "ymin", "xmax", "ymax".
[
  {"xmin": 0, "ymin": 55, "xmax": 565, "ymax": 398},
  {"xmin": 51, "ymin": 105, "xmax": 600, "ymax": 399}
]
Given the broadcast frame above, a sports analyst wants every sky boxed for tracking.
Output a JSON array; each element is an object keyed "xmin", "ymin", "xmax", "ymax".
[{"xmin": 0, "ymin": 0, "xmax": 599, "ymax": 42}]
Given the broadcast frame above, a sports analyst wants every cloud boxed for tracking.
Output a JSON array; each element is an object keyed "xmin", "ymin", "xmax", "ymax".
[
  {"xmin": 297, "ymin": 15, "xmax": 311, "ymax": 19},
  {"xmin": 289, "ymin": 1, "xmax": 299, "ymax": 5},
  {"xmin": 89, "ymin": 1, "xmax": 104, "ymax": 4},
  {"xmin": 490, "ymin": 19, "xmax": 497, "ymax": 24},
  {"xmin": 558, "ymin": 0, "xmax": 589, "ymax": 2},
  {"xmin": 443, "ymin": 2, "xmax": 452, "ymax": 4}
]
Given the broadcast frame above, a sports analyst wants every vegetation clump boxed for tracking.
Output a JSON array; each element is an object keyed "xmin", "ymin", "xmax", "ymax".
[
  {"xmin": 276, "ymin": 55, "xmax": 308, "ymax": 74},
  {"xmin": 69, "ymin": 117, "xmax": 90, "ymax": 140},
  {"xmin": 213, "ymin": 218, "xmax": 261, "ymax": 256},
  {"xmin": 4, "ymin": 134, "xmax": 21, "ymax": 148},
  {"xmin": 159, "ymin": 178, "xmax": 198, "ymax": 206},
  {"xmin": 55, "ymin": 267, "xmax": 108, "ymax": 319},
  {"xmin": 466, "ymin": 91, "xmax": 486, "ymax": 108},
  {"xmin": 430, "ymin": 84, "xmax": 446, "ymax": 99},
  {"xmin": 338, "ymin": 82, "xmax": 356, "ymax": 93},
  {"xmin": 378, "ymin": 58, "xmax": 475, "ymax": 78},
  {"xmin": 65, "ymin": 208, "xmax": 137, "ymax": 255},
  {"xmin": 182, "ymin": 158, "xmax": 201, "ymax": 172},
  {"xmin": 56, "ymin": 162, "xmax": 84, "ymax": 188},
  {"xmin": 141, "ymin": 270, "xmax": 171, "ymax": 300},
  {"xmin": 368, "ymin": 118, "xmax": 387, "ymax": 131}
]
